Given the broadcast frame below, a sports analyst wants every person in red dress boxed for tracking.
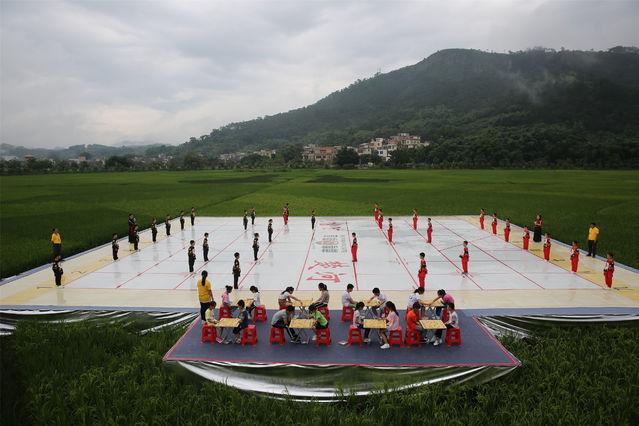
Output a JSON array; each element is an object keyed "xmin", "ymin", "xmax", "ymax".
[
  {"xmin": 504, "ymin": 218, "xmax": 511, "ymax": 242},
  {"xmin": 377, "ymin": 209, "xmax": 384, "ymax": 230},
  {"xmin": 283, "ymin": 203, "xmax": 289, "ymax": 225},
  {"xmin": 491, "ymin": 213, "xmax": 498, "ymax": 235},
  {"xmin": 460, "ymin": 241, "xmax": 469, "ymax": 275},
  {"xmin": 387, "ymin": 218, "xmax": 393, "ymax": 242},
  {"xmin": 522, "ymin": 226, "xmax": 530, "ymax": 250},
  {"xmin": 603, "ymin": 252, "xmax": 615, "ymax": 288},
  {"xmin": 417, "ymin": 252, "xmax": 427, "ymax": 288},
  {"xmin": 351, "ymin": 232, "xmax": 358, "ymax": 262},
  {"xmin": 570, "ymin": 241, "xmax": 580, "ymax": 273},
  {"xmin": 374, "ymin": 203, "xmax": 379, "ymax": 222},
  {"xmin": 479, "ymin": 208, "xmax": 485, "ymax": 230},
  {"xmin": 412, "ymin": 209, "xmax": 418, "ymax": 230},
  {"xmin": 427, "ymin": 218, "xmax": 433, "ymax": 243},
  {"xmin": 543, "ymin": 234, "xmax": 551, "ymax": 261}
]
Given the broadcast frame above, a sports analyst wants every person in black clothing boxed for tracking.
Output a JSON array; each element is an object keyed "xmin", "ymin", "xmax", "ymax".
[
  {"xmin": 267, "ymin": 219, "xmax": 273, "ymax": 243},
  {"xmin": 151, "ymin": 218, "xmax": 158, "ymax": 242},
  {"xmin": 165, "ymin": 215, "xmax": 171, "ymax": 236},
  {"xmin": 112, "ymin": 233, "xmax": 119, "ymax": 260},
  {"xmin": 127, "ymin": 213, "xmax": 136, "ymax": 245},
  {"xmin": 180, "ymin": 211, "xmax": 185, "ymax": 230},
  {"xmin": 52, "ymin": 256, "xmax": 63, "ymax": 287},
  {"xmin": 533, "ymin": 214, "xmax": 543, "ymax": 243},
  {"xmin": 243, "ymin": 210, "xmax": 248, "ymax": 231},
  {"xmin": 133, "ymin": 225, "xmax": 140, "ymax": 251},
  {"xmin": 190, "ymin": 207, "xmax": 196, "ymax": 226},
  {"xmin": 250, "ymin": 208, "xmax": 256, "ymax": 226},
  {"xmin": 188, "ymin": 240, "xmax": 196, "ymax": 273},
  {"xmin": 311, "ymin": 209, "xmax": 316, "ymax": 230},
  {"xmin": 203, "ymin": 233, "xmax": 209, "ymax": 261},
  {"xmin": 232, "ymin": 252, "xmax": 241, "ymax": 289},
  {"xmin": 252, "ymin": 233, "xmax": 260, "ymax": 261}
]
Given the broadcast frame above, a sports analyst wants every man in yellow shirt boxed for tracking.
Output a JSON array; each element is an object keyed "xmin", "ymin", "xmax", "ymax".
[
  {"xmin": 587, "ymin": 223, "xmax": 600, "ymax": 257},
  {"xmin": 51, "ymin": 228, "xmax": 62, "ymax": 259},
  {"xmin": 197, "ymin": 270, "xmax": 213, "ymax": 321}
]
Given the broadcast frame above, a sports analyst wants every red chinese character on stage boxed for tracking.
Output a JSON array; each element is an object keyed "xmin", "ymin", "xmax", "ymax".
[
  {"xmin": 307, "ymin": 260, "xmax": 349, "ymax": 270},
  {"xmin": 320, "ymin": 222, "xmax": 342, "ymax": 231},
  {"xmin": 305, "ymin": 272, "xmax": 345, "ymax": 283}
]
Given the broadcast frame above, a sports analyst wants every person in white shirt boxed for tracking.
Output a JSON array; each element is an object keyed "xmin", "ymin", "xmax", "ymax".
[
  {"xmin": 367, "ymin": 287, "xmax": 387, "ymax": 317},
  {"xmin": 352, "ymin": 301, "xmax": 371, "ymax": 343},
  {"xmin": 342, "ymin": 284, "xmax": 356, "ymax": 308},
  {"xmin": 433, "ymin": 303, "xmax": 459, "ymax": 346},
  {"xmin": 248, "ymin": 285, "xmax": 261, "ymax": 316}
]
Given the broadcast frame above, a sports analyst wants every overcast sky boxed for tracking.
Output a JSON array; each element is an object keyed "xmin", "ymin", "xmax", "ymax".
[{"xmin": 2, "ymin": 1, "xmax": 638, "ymax": 148}]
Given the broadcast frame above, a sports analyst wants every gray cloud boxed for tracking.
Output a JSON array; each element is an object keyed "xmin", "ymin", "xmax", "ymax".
[{"xmin": 1, "ymin": 0, "xmax": 638, "ymax": 148}]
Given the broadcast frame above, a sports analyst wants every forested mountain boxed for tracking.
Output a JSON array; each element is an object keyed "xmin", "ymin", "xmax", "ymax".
[{"xmin": 181, "ymin": 46, "xmax": 639, "ymax": 167}]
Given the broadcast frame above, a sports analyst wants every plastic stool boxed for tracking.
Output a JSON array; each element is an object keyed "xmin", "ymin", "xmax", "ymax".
[
  {"xmin": 341, "ymin": 306, "xmax": 354, "ymax": 322},
  {"xmin": 253, "ymin": 305, "xmax": 267, "ymax": 322},
  {"xmin": 405, "ymin": 329, "xmax": 422, "ymax": 347},
  {"xmin": 348, "ymin": 326, "xmax": 363, "ymax": 346},
  {"xmin": 269, "ymin": 327, "xmax": 286, "ymax": 345},
  {"xmin": 445, "ymin": 328, "xmax": 462, "ymax": 346},
  {"xmin": 218, "ymin": 305, "xmax": 232, "ymax": 319},
  {"xmin": 201, "ymin": 324, "xmax": 217, "ymax": 343},
  {"xmin": 315, "ymin": 328, "xmax": 331, "ymax": 346},
  {"xmin": 318, "ymin": 305, "xmax": 330, "ymax": 320},
  {"xmin": 388, "ymin": 328, "xmax": 404, "ymax": 347},
  {"xmin": 241, "ymin": 325, "xmax": 258, "ymax": 346}
]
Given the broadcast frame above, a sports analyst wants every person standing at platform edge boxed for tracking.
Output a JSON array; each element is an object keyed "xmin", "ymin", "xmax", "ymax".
[
  {"xmin": 427, "ymin": 218, "xmax": 433, "ymax": 243},
  {"xmin": 479, "ymin": 208, "xmax": 485, "ymax": 230},
  {"xmin": 243, "ymin": 210, "xmax": 249, "ymax": 231},
  {"xmin": 604, "ymin": 253, "xmax": 615, "ymax": 288},
  {"xmin": 311, "ymin": 209, "xmax": 316, "ymax": 230},
  {"xmin": 460, "ymin": 241, "xmax": 469, "ymax": 275},
  {"xmin": 543, "ymin": 234, "xmax": 552, "ymax": 261},
  {"xmin": 491, "ymin": 213, "xmax": 498, "ymax": 235},
  {"xmin": 504, "ymin": 218, "xmax": 511, "ymax": 242},
  {"xmin": 128, "ymin": 213, "xmax": 136, "ymax": 248},
  {"xmin": 180, "ymin": 211, "xmax": 185, "ymax": 231},
  {"xmin": 190, "ymin": 207, "xmax": 196, "ymax": 226},
  {"xmin": 387, "ymin": 217, "xmax": 393, "ymax": 242},
  {"xmin": 197, "ymin": 270, "xmax": 213, "ymax": 321},
  {"xmin": 283, "ymin": 203, "xmax": 290, "ymax": 225},
  {"xmin": 250, "ymin": 207, "xmax": 256, "ymax": 226},
  {"xmin": 351, "ymin": 232, "xmax": 358, "ymax": 262},
  {"xmin": 533, "ymin": 214, "xmax": 543, "ymax": 243},
  {"xmin": 52, "ymin": 255, "xmax": 63, "ymax": 287},
  {"xmin": 413, "ymin": 209, "xmax": 418, "ymax": 230},
  {"xmin": 165, "ymin": 214, "xmax": 171, "ymax": 236},
  {"xmin": 374, "ymin": 203, "xmax": 379, "ymax": 222},
  {"xmin": 151, "ymin": 218, "xmax": 158, "ymax": 243},
  {"xmin": 418, "ymin": 252, "xmax": 427, "ymax": 288},
  {"xmin": 522, "ymin": 226, "xmax": 530, "ymax": 250},
  {"xmin": 51, "ymin": 228, "xmax": 62, "ymax": 259},
  {"xmin": 188, "ymin": 240, "xmax": 196, "ymax": 273},
  {"xmin": 267, "ymin": 219, "xmax": 273, "ymax": 243},
  {"xmin": 570, "ymin": 241, "xmax": 580, "ymax": 273},
  {"xmin": 377, "ymin": 209, "xmax": 384, "ymax": 230},
  {"xmin": 133, "ymin": 224, "xmax": 139, "ymax": 251},
  {"xmin": 587, "ymin": 223, "xmax": 600, "ymax": 257},
  {"xmin": 252, "ymin": 233, "xmax": 260, "ymax": 261},
  {"xmin": 232, "ymin": 252, "xmax": 241, "ymax": 289},
  {"xmin": 112, "ymin": 233, "xmax": 119, "ymax": 260},
  {"xmin": 202, "ymin": 233, "xmax": 209, "ymax": 262}
]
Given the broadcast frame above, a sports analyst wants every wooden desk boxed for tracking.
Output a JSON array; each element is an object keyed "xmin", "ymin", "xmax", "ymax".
[
  {"xmin": 233, "ymin": 298, "xmax": 254, "ymax": 307},
  {"xmin": 292, "ymin": 299, "xmax": 313, "ymax": 308},
  {"xmin": 289, "ymin": 319, "xmax": 314, "ymax": 329},
  {"xmin": 419, "ymin": 319, "xmax": 446, "ymax": 330},
  {"xmin": 422, "ymin": 300, "xmax": 444, "ymax": 308},
  {"xmin": 364, "ymin": 319, "xmax": 386, "ymax": 329},
  {"xmin": 215, "ymin": 318, "xmax": 240, "ymax": 328},
  {"xmin": 364, "ymin": 299, "xmax": 381, "ymax": 307}
]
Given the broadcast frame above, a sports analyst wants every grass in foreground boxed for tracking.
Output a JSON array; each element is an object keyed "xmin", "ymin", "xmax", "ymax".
[
  {"xmin": 2, "ymin": 321, "xmax": 638, "ymax": 424},
  {"xmin": 1, "ymin": 169, "xmax": 638, "ymax": 277}
]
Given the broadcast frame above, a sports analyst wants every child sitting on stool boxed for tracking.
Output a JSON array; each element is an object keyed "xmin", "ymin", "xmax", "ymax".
[{"xmin": 231, "ymin": 300, "xmax": 249, "ymax": 344}]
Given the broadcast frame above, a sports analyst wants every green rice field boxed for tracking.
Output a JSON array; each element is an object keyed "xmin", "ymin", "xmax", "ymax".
[{"xmin": 1, "ymin": 169, "xmax": 638, "ymax": 278}]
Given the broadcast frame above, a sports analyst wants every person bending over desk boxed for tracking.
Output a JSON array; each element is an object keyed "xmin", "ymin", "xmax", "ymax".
[
  {"xmin": 278, "ymin": 286, "xmax": 301, "ymax": 310},
  {"xmin": 271, "ymin": 305, "xmax": 300, "ymax": 343},
  {"xmin": 379, "ymin": 301, "xmax": 400, "ymax": 349},
  {"xmin": 309, "ymin": 304, "xmax": 329, "ymax": 336},
  {"xmin": 430, "ymin": 289, "xmax": 454, "ymax": 317},
  {"xmin": 231, "ymin": 300, "xmax": 250, "ymax": 344},
  {"xmin": 406, "ymin": 287, "xmax": 427, "ymax": 316},
  {"xmin": 248, "ymin": 285, "xmax": 261, "ymax": 316},
  {"xmin": 368, "ymin": 287, "xmax": 388, "ymax": 318},
  {"xmin": 432, "ymin": 303, "xmax": 459, "ymax": 346},
  {"xmin": 222, "ymin": 286, "xmax": 237, "ymax": 313},
  {"xmin": 310, "ymin": 282, "xmax": 329, "ymax": 310},
  {"xmin": 353, "ymin": 302, "xmax": 371, "ymax": 343}
]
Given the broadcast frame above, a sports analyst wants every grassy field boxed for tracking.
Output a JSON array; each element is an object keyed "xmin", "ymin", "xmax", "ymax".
[
  {"xmin": 1, "ymin": 169, "xmax": 639, "ymax": 278},
  {"xmin": 2, "ymin": 321, "xmax": 638, "ymax": 424}
]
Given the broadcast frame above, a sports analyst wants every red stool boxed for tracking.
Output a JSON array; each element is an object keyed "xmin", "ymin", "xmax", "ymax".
[
  {"xmin": 315, "ymin": 328, "xmax": 331, "ymax": 346},
  {"xmin": 218, "ymin": 306, "xmax": 232, "ymax": 319},
  {"xmin": 318, "ymin": 305, "xmax": 330, "ymax": 320},
  {"xmin": 341, "ymin": 306, "xmax": 354, "ymax": 322},
  {"xmin": 269, "ymin": 326, "xmax": 286, "ymax": 345},
  {"xmin": 241, "ymin": 325, "xmax": 258, "ymax": 346},
  {"xmin": 445, "ymin": 328, "xmax": 462, "ymax": 346},
  {"xmin": 201, "ymin": 324, "xmax": 217, "ymax": 343},
  {"xmin": 405, "ymin": 329, "xmax": 422, "ymax": 347},
  {"xmin": 253, "ymin": 305, "xmax": 267, "ymax": 322},
  {"xmin": 347, "ymin": 326, "xmax": 363, "ymax": 346},
  {"xmin": 388, "ymin": 328, "xmax": 403, "ymax": 347}
]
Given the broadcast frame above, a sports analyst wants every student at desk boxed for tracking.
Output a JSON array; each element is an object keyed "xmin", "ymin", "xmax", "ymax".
[
  {"xmin": 430, "ymin": 289, "xmax": 454, "ymax": 317},
  {"xmin": 309, "ymin": 304, "xmax": 329, "ymax": 334},
  {"xmin": 278, "ymin": 286, "xmax": 301, "ymax": 310},
  {"xmin": 222, "ymin": 286, "xmax": 236, "ymax": 313},
  {"xmin": 204, "ymin": 301, "xmax": 218, "ymax": 326},
  {"xmin": 379, "ymin": 301, "xmax": 400, "ymax": 349},
  {"xmin": 368, "ymin": 287, "xmax": 388, "ymax": 317},
  {"xmin": 406, "ymin": 302, "xmax": 425, "ymax": 342},
  {"xmin": 353, "ymin": 302, "xmax": 371, "ymax": 343},
  {"xmin": 271, "ymin": 305, "xmax": 300, "ymax": 343},
  {"xmin": 310, "ymin": 282, "xmax": 329, "ymax": 310},
  {"xmin": 406, "ymin": 287, "xmax": 426, "ymax": 316},
  {"xmin": 342, "ymin": 284, "xmax": 356, "ymax": 308},
  {"xmin": 231, "ymin": 300, "xmax": 249, "ymax": 344},
  {"xmin": 432, "ymin": 303, "xmax": 459, "ymax": 346},
  {"xmin": 248, "ymin": 285, "xmax": 261, "ymax": 316}
]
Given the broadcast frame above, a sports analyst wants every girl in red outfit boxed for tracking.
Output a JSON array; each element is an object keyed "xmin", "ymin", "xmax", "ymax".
[
  {"xmin": 418, "ymin": 252, "xmax": 427, "ymax": 288},
  {"xmin": 504, "ymin": 218, "xmax": 511, "ymax": 242},
  {"xmin": 543, "ymin": 234, "xmax": 551, "ymax": 261},
  {"xmin": 377, "ymin": 209, "xmax": 384, "ymax": 230},
  {"xmin": 460, "ymin": 241, "xmax": 469, "ymax": 275},
  {"xmin": 351, "ymin": 232, "xmax": 358, "ymax": 262},
  {"xmin": 412, "ymin": 209, "xmax": 418, "ymax": 230},
  {"xmin": 374, "ymin": 203, "xmax": 379, "ymax": 222},
  {"xmin": 522, "ymin": 226, "xmax": 530, "ymax": 250},
  {"xmin": 283, "ymin": 203, "xmax": 289, "ymax": 225},
  {"xmin": 603, "ymin": 252, "xmax": 614, "ymax": 288},
  {"xmin": 479, "ymin": 208, "xmax": 485, "ymax": 230},
  {"xmin": 387, "ymin": 218, "xmax": 393, "ymax": 242},
  {"xmin": 427, "ymin": 218, "xmax": 433, "ymax": 243},
  {"xmin": 570, "ymin": 241, "xmax": 579, "ymax": 273},
  {"xmin": 491, "ymin": 213, "xmax": 498, "ymax": 235}
]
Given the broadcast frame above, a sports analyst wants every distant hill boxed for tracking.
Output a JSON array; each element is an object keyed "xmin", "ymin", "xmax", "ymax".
[{"xmin": 0, "ymin": 142, "xmax": 164, "ymax": 160}]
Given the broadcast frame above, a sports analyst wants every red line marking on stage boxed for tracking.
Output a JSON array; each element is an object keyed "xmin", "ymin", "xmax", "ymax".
[
  {"xmin": 345, "ymin": 219, "xmax": 359, "ymax": 291},
  {"xmin": 402, "ymin": 219, "xmax": 483, "ymax": 290},
  {"xmin": 295, "ymin": 227, "xmax": 316, "ymax": 290},
  {"xmin": 377, "ymin": 221, "xmax": 419, "ymax": 288},
  {"xmin": 434, "ymin": 219, "xmax": 546, "ymax": 290},
  {"xmin": 472, "ymin": 316, "xmax": 521, "ymax": 365},
  {"xmin": 237, "ymin": 225, "xmax": 286, "ymax": 290}
]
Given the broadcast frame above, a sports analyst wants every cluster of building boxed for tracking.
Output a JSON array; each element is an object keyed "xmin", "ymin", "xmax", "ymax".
[
  {"xmin": 302, "ymin": 133, "xmax": 428, "ymax": 163},
  {"xmin": 218, "ymin": 149, "xmax": 276, "ymax": 162}
]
